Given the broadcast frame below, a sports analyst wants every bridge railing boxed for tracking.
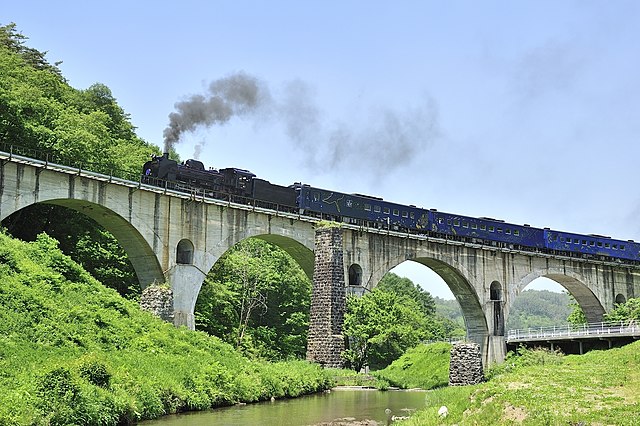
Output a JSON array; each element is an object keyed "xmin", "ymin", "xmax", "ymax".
[{"xmin": 506, "ymin": 320, "xmax": 640, "ymax": 342}]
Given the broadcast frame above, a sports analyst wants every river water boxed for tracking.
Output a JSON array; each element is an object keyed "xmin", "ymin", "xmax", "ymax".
[{"xmin": 141, "ymin": 388, "xmax": 427, "ymax": 426}]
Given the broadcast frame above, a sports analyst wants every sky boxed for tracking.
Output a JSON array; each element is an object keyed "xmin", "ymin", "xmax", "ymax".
[{"xmin": 4, "ymin": 1, "xmax": 640, "ymax": 299}]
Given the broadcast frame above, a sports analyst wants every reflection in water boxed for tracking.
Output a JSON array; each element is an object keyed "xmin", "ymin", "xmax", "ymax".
[{"xmin": 141, "ymin": 388, "xmax": 427, "ymax": 426}]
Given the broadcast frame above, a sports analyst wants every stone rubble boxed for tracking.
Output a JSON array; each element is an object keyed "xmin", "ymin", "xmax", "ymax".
[
  {"xmin": 140, "ymin": 284, "xmax": 174, "ymax": 323},
  {"xmin": 449, "ymin": 342, "xmax": 485, "ymax": 386}
]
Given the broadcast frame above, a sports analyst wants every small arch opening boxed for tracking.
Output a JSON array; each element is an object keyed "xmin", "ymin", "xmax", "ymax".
[
  {"xmin": 177, "ymin": 239, "xmax": 194, "ymax": 265},
  {"xmin": 490, "ymin": 281, "xmax": 502, "ymax": 301},
  {"xmin": 490, "ymin": 281, "xmax": 504, "ymax": 336},
  {"xmin": 348, "ymin": 264, "xmax": 363, "ymax": 287},
  {"xmin": 615, "ymin": 293, "xmax": 627, "ymax": 305}
]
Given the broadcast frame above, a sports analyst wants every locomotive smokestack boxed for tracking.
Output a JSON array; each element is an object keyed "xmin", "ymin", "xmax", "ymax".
[{"xmin": 163, "ymin": 72, "xmax": 270, "ymax": 152}]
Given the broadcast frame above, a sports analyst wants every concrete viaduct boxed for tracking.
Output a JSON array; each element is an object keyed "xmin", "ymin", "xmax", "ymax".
[{"xmin": 2, "ymin": 151, "xmax": 640, "ymax": 367}]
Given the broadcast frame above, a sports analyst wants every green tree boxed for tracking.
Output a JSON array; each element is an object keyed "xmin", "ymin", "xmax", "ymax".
[
  {"xmin": 377, "ymin": 272, "xmax": 436, "ymax": 316},
  {"xmin": 0, "ymin": 23, "xmax": 159, "ymax": 299},
  {"xmin": 195, "ymin": 238, "xmax": 311, "ymax": 360},
  {"xmin": 342, "ymin": 288, "xmax": 432, "ymax": 371},
  {"xmin": 604, "ymin": 298, "xmax": 640, "ymax": 322},
  {"xmin": 567, "ymin": 294, "xmax": 587, "ymax": 326}
]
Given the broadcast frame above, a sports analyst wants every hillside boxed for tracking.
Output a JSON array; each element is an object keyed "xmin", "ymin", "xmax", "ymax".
[
  {"xmin": 0, "ymin": 232, "xmax": 330, "ymax": 424},
  {"xmin": 402, "ymin": 342, "xmax": 640, "ymax": 425},
  {"xmin": 374, "ymin": 342, "xmax": 452, "ymax": 390}
]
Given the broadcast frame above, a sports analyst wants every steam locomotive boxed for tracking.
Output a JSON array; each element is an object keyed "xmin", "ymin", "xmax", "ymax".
[{"xmin": 142, "ymin": 154, "xmax": 640, "ymax": 263}]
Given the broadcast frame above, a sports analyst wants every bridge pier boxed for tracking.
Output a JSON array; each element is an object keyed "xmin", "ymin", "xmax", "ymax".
[
  {"xmin": 166, "ymin": 264, "xmax": 206, "ymax": 329},
  {"xmin": 306, "ymin": 227, "xmax": 346, "ymax": 368}
]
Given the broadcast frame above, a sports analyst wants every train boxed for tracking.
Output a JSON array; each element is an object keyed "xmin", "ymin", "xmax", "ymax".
[{"xmin": 142, "ymin": 153, "xmax": 640, "ymax": 263}]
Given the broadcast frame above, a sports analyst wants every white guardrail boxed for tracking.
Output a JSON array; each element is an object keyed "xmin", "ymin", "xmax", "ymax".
[{"xmin": 506, "ymin": 321, "xmax": 640, "ymax": 343}]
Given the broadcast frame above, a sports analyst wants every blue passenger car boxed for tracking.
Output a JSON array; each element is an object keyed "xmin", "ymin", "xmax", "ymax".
[
  {"xmin": 294, "ymin": 184, "xmax": 429, "ymax": 230},
  {"xmin": 430, "ymin": 211, "xmax": 545, "ymax": 249},
  {"xmin": 543, "ymin": 229, "xmax": 640, "ymax": 262}
]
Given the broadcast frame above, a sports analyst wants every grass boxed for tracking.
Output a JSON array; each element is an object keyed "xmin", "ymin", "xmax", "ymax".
[
  {"xmin": 374, "ymin": 342, "xmax": 452, "ymax": 390},
  {"xmin": 0, "ymin": 232, "xmax": 332, "ymax": 424},
  {"xmin": 399, "ymin": 344, "xmax": 640, "ymax": 425}
]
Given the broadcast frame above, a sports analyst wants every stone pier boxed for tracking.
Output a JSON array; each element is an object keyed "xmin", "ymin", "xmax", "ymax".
[{"xmin": 306, "ymin": 227, "xmax": 346, "ymax": 368}]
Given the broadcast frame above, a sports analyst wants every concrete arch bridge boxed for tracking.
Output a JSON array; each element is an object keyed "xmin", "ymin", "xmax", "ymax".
[{"xmin": 1, "ymin": 149, "xmax": 639, "ymax": 366}]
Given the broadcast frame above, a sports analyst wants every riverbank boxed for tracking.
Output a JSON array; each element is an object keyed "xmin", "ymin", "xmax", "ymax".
[{"xmin": 0, "ymin": 232, "xmax": 332, "ymax": 424}]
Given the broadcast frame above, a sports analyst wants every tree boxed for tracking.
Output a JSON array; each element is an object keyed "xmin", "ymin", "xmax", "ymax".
[
  {"xmin": 567, "ymin": 294, "xmax": 587, "ymax": 326},
  {"xmin": 0, "ymin": 23, "xmax": 160, "ymax": 300},
  {"xmin": 194, "ymin": 238, "xmax": 311, "ymax": 360},
  {"xmin": 604, "ymin": 298, "xmax": 640, "ymax": 322},
  {"xmin": 342, "ymin": 288, "xmax": 432, "ymax": 371},
  {"xmin": 377, "ymin": 272, "xmax": 436, "ymax": 316}
]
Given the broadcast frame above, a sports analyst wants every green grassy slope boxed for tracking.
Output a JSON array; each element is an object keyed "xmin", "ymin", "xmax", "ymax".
[
  {"xmin": 0, "ymin": 232, "xmax": 330, "ymax": 425},
  {"xmin": 402, "ymin": 343, "xmax": 640, "ymax": 425},
  {"xmin": 374, "ymin": 342, "xmax": 452, "ymax": 390}
]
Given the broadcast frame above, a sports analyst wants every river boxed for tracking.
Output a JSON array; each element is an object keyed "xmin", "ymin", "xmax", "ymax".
[{"xmin": 140, "ymin": 388, "xmax": 427, "ymax": 426}]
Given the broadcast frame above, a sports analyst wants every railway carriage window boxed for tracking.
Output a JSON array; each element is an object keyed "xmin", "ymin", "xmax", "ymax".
[
  {"xmin": 560, "ymin": 237, "xmax": 565, "ymax": 242},
  {"xmin": 505, "ymin": 229, "xmax": 511, "ymax": 235},
  {"xmin": 402, "ymin": 211, "xmax": 408, "ymax": 218},
  {"xmin": 463, "ymin": 222, "xmax": 469, "ymax": 228},
  {"xmin": 383, "ymin": 207, "xmax": 390, "ymax": 214},
  {"xmin": 313, "ymin": 192, "xmax": 320, "ymax": 201},
  {"xmin": 605, "ymin": 243, "xmax": 610, "ymax": 248},
  {"xmin": 393, "ymin": 209, "xmax": 399, "ymax": 216},
  {"xmin": 471, "ymin": 223, "xmax": 478, "ymax": 229},
  {"xmin": 613, "ymin": 244, "xmax": 618, "ymax": 250},
  {"xmin": 514, "ymin": 230, "xmax": 520, "ymax": 236},
  {"xmin": 597, "ymin": 242, "xmax": 603, "ymax": 248},
  {"xmin": 582, "ymin": 240, "xmax": 587, "ymax": 245},
  {"xmin": 410, "ymin": 212, "xmax": 415, "ymax": 219},
  {"xmin": 480, "ymin": 224, "xmax": 486, "ymax": 230},
  {"xmin": 454, "ymin": 220, "xmax": 460, "ymax": 227},
  {"xmin": 374, "ymin": 206, "xmax": 381, "ymax": 213},
  {"xmin": 364, "ymin": 204, "xmax": 371, "ymax": 211},
  {"xmin": 574, "ymin": 239, "xmax": 579, "ymax": 244},
  {"xmin": 621, "ymin": 245, "xmax": 626, "ymax": 250},
  {"xmin": 489, "ymin": 226, "xmax": 495, "ymax": 232},
  {"xmin": 447, "ymin": 219, "xmax": 452, "ymax": 225},
  {"xmin": 590, "ymin": 241, "xmax": 595, "ymax": 247}
]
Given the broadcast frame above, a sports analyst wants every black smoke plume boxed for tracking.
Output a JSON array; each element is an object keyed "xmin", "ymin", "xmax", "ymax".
[{"xmin": 163, "ymin": 72, "xmax": 270, "ymax": 152}]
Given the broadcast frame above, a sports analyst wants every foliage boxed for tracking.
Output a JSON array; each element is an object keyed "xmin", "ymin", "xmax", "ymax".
[
  {"xmin": 374, "ymin": 342, "xmax": 452, "ymax": 389},
  {"xmin": 506, "ymin": 289, "xmax": 573, "ymax": 330},
  {"xmin": 402, "ymin": 342, "xmax": 640, "ymax": 425},
  {"xmin": 342, "ymin": 288, "xmax": 434, "ymax": 371},
  {"xmin": 604, "ymin": 297, "xmax": 640, "ymax": 322},
  {"xmin": 378, "ymin": 272, "xmax": 436, "ymax": 316},
  {"xmin": 3, "ymin": 204, "xmax": 140, "ymax": 298},
  {"xmin": 0, "ymin": 231, "xmax": 331, "ymax": 424},
  {"xmin": 195, "ymin": 238, "xmax": 311, "ymax": 360},
  {"xmin": 0, "ymin": 22, "xmax": 161, "ymax": 299},
  {"xmin": 567, "ymin": 293, "xmax": 587, "ymax": 325}
]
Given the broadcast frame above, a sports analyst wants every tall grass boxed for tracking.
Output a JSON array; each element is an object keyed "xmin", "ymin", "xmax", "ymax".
[
  {"xmin": 400, "ymin": 344, "xmax": 640, "ymax": 425},
  {"xmin": 0, "ymin": 232, "xmax": 331, "ymax": 424}
]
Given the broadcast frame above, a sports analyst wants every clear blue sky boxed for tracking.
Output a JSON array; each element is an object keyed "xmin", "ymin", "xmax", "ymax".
[{"xmin": 4, "ymin": 1, "xmax": 640, "ymax": 299}]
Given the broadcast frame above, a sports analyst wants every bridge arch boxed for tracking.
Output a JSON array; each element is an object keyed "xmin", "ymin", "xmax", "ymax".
[
  {"xmin": 364, "ymin": 254, "xmax": 488, "ymax": 350},
  {"xmin": 517, "ymin": 268, "xmax": 606, "ymax": 323},
  {"xmin": 2, "ymin": 199, "xmax": 163, "ymax": 289}
]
